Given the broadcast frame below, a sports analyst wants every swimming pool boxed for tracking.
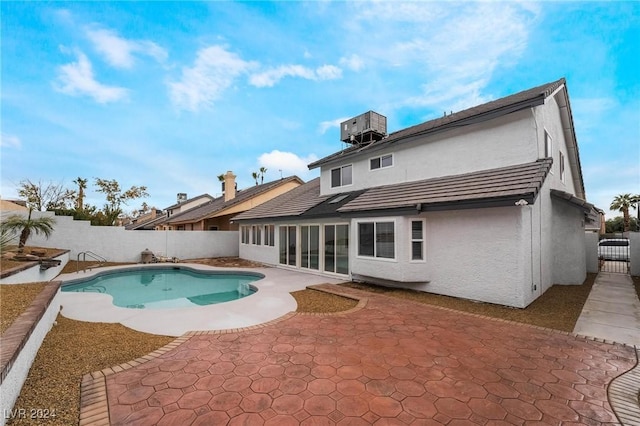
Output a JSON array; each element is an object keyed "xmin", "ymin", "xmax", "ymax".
[{"xmin": 62, "ymin": 267, "xmax": 262, "ymax": 309}]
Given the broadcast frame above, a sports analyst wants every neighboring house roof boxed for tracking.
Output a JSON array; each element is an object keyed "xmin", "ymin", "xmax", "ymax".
[
  {"xmin": 308, "ymin": 78, "xmax": 585, "ymax": 200},
  {"xmin": 165, "ymin": 176, "xmax": 304, "ymax": 225},
  {"xmin": 165, "ymin": 194, "xmax": 213, "ymax": 211},
  {"xmin": 234, "ymin": 159, "xmax": 555, "ymax": 221},
  {"xmin": 125, "ymin": 215, "xmax": 167, "ymax": 230},
  {"xmin": 0, "ymin": 199, "xmax": 28, "ymax": 211}
]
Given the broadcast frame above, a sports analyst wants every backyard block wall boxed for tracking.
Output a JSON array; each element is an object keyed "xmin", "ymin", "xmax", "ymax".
[
  {"xmin": 630, "ymin": 232, "xmax": 640, "ymax": 276},
  {"xmin": 584, "ymin": 232, "xmax": 599, "ymax": 274},
  {"xmin": 3, "ymin": 211, "xmax": 238, "ymax": 263},
  {"xmin": 0, "ymin": 283, "xmax": 60, "ymax": 426}
]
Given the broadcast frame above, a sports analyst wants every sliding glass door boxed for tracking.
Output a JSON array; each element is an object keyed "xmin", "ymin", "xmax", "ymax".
[
  {"xmin": 301, "ymin": 225, "xmax": 320, "ymax": 270},
  {"xmin": 279, "ymin": 225, "xmax": 297, "ymax": 266},
  {"xmin": 324, "ymin": 224, "xmax": 349, "ymax": 275}
]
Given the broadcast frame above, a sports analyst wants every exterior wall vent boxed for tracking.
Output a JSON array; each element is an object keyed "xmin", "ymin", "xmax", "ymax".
[{"xmin": 340, "ymin": 111, "xmax": 387, "ymax": 146}]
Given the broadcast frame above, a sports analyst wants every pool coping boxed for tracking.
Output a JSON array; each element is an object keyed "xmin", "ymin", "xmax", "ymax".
[{"xmin": 57, "ymin": 263, "xmax": 346, "ymax": 336}]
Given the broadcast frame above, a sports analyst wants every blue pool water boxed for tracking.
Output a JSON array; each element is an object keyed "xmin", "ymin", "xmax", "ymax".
[{"xmin": 62, "ymin": 267, "xmax": 261, "ymax": 309}]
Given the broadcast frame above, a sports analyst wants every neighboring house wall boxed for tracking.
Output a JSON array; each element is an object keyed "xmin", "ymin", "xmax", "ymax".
[
  {"xmin": 320, "ymin": 110, "xmax": 538, "ymax": 196},
  {"xmin": 169, "ymin": 196, "xmax": 211, "ymax": 215},
  {"xmin": 7, "ymin": 211, "xmax": 238, "ymax": 263}
]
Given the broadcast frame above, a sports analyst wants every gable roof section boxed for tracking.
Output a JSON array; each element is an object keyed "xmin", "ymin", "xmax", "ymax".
[
  {"xmin": 165, "ymin": 193, "xmax": 213, "ymax": 211},
  {"xmin": 308, "ymin": 78, "xmax": 566, "ymax": 170},
  {"xmin": 338, "ymin": 159, "xmax": 552, "ymax": 214},
  {"xmin": 232, "ymin": 178, "xmax": 327, "ymax": 221},
  {"xmin": 168, "ymin": 176, "xmax": 304, "ymax": 225}
]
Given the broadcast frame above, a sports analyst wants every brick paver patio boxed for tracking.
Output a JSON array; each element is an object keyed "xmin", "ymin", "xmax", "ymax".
[{"xmin": 88, "ymin": 284, "xmax": 636, "ymax": 425}]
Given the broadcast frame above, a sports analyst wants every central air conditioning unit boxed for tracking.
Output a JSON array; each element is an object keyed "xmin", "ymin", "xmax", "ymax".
[{"xmin": 340, "ymin": 111, "xmax": 387, "ymax": 146}]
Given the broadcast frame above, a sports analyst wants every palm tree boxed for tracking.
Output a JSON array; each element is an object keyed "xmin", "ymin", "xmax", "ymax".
[
  {"xmin": 217, "ymin": 174, "xmax": 225, "ymax": 193},
  {"xmin": 252, "ymin": 172, "xmax": 259, "ymax": 185},
  {"xmin": 610, "ymin": 193, "xmax": 637, "ymax": 232},
  {"xmin": 259, "ymin": 167, "xmax": 267, "ymax": 184},
  {"xmin": 0, "ymin": 209, "xmax": 56, "ymax": 252},
  {"xmin": 73, "ymin": 177, "xmax": 88, "ymax": 210}
]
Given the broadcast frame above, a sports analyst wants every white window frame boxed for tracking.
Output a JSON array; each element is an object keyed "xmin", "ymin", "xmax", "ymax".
[
  {"xmin": 410, "ymin": 219, "xmax": 426, "ymax": 262},
  {"xmin": 330, "ymin": 164, "xmax": 353, "ymax": 188},
  {"xmin": 369, "ymin": 153, "xmax": 394, "ymax": 171},
  {"xmin": 356, "ymin": 219, "xmax": 396, "ymax": 261}
]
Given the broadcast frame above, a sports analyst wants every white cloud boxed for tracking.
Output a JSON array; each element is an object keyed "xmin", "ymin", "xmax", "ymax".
[
  {"xmin": 339, "ymin": 54, "xmax": 364, "ymax": 71},
  {"xmin": 0, "ymin": 133, "xmax": 22, "ymax": 149},
  {"xmin": 319, "ymin": 117, "xmax": 350, "ymax": 135},
  {"xmin": 345, "ymin": 2, "xmax": 536, "ymax": 112},
  {"xmin": 316, "ymin": 65, "xmax": 342, "ymax": 80},
  {"xmin": 168, "ymin": 45, "xmax": 257, "ymax": 112},
  {"xmin": 258, "ymin": 150, "xmax": 319, "ymax": 176},
  {"xmin": 249, "ymin": 64, "xmax": 342, "ymax": 88},
  {"xmin": 86, "ymin": 27, "xmax": 167, "ymax": 69},
  {"xmin": 54, "ymin": 50, "xmax": 129, "ymax": 103}
]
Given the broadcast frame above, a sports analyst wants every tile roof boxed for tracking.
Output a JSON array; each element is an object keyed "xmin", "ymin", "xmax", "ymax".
[
  {"xmin": 550, "ymin": 189, "xmax": 594, "ymax": 212},
  {"xmin": 166, "ymin": 176, "xmax": 304, "ymax": 224},
  {"xmin": 234, "ymin": 160, "xmax": 553, "ymax": 221},
  {"xmin": 164, "ymin": 194, "xmax": 213, "ymax": 211},
  {"xmin": 338, "ymin": 159, "xmax": 552, "ymax": 213},
  {"xmin": 232, "ymin": 178, "xmax": 327, "ymax": 221},
  {"xmin": 308, "ymin": 78, "xmax": 566, "ymax": 169}
]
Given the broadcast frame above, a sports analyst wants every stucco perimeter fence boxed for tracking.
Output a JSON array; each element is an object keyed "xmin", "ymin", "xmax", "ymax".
[
  {"xmin": 1, "ymin": 211, "xmax": 239, "ymax": 264},
  {"xmin": 585, "ymin": 231, "xmax": 639, "ymax": 276}
]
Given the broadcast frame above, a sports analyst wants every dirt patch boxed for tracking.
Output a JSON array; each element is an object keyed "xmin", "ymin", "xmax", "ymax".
[
  {"xmin": 291, "ymin": 288, "xmax": 358, "ymax": 313},
  {"xmin": 341, "ymin": 273, "xmax": 597, "ymax": 332},
  {"xmin": 181, "ymin": 257, "xmax": 267, "ymax": 268},
  {"xmin": 0, "ymin": 282, "xmax": 48, "ymax": 334}
]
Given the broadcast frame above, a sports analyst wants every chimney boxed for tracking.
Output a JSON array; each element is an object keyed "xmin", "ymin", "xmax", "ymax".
[{"xmin": 224, "ymin": 171, "xmax": 236, "ymax": 202}]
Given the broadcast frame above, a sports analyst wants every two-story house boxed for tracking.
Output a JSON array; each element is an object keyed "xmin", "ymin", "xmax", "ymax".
[{"xmin": 233, "ymin": 78, "xmax": 594, "ymax": 308}]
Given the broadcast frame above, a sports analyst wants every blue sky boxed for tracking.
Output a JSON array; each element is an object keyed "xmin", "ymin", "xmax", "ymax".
[{"xmin": 1, "ymin": 1, "xmax": 638, "ymax": 218}]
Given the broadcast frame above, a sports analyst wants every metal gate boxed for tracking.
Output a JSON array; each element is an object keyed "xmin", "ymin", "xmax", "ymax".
[{"xmin": 598, "ymin": 237, "xmax": 630, "ymax": 274}]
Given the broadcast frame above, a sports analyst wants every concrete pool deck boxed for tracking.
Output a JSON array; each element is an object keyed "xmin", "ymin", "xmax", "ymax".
[{"xmin": 57, "ymin": 264, "xmax": 345, "ymax": 337}]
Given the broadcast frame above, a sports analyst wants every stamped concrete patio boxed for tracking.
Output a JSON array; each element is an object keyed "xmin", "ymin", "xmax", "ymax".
[{"xmin": 80, "ymin": 283, "xmax": 637, "ymax": 425}]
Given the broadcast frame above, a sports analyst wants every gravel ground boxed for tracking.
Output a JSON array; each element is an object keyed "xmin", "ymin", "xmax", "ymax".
[
  {"xmin": 0, "ymin": 283, "xmax": 47, "ymax": 334},
  {"xmin": 291, "ymin": 288, "xmax": 358, "ymax": 313},
  {"xmin": 7, "ymin": 316, "xmax": 174, "ymax": 426},
  {"xmin": 341, "ymin": 273, "xmax": 597, "ymax": 332}
]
